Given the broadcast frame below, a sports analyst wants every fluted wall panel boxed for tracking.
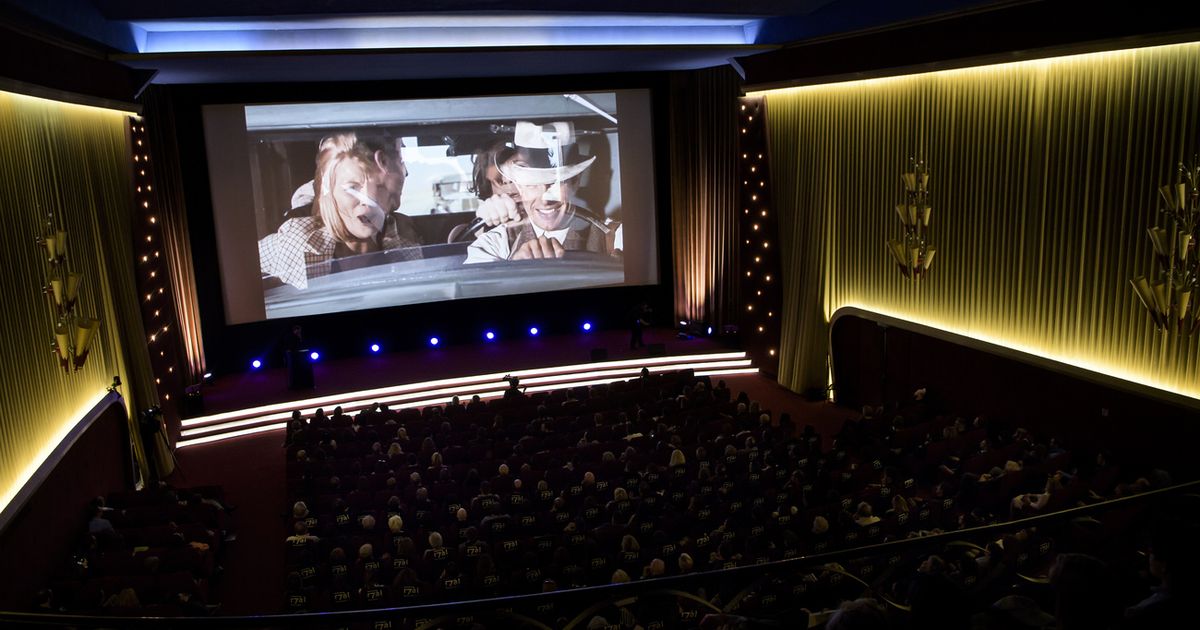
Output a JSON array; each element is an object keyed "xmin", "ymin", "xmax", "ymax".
[
  {"xmin": 761, "ymin": 41, "xmax": 1200, "ymax": 399},
  {"xmin": 0, "ymin": 91, "xmax": 145, "ymax": 515}
]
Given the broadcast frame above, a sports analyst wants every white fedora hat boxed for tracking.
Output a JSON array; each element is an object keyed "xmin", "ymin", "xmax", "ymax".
[{"xmin": 497, "ymin": 121, "xmax": 597, "ymax": 186}]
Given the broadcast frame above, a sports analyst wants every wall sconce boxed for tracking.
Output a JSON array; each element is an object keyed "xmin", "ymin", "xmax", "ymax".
[
  {"xmin": 887, "ymin": 157, "xmax": 937, "ymax": 280},
  {"xmin": 1131, "ymin": 157, "xmax": 1200, "ymax": 334},
  {"xmin": 36, "ymin": 211, "xmax": 101, "ymax": 371}
]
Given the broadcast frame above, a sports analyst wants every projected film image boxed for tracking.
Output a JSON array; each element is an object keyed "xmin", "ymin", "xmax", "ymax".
[{"xmin": 204, "ymin": 91, "xmax": 657, "ymax": 323}]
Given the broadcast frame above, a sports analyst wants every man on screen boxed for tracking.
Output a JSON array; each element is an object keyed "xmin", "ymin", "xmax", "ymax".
[
  {"xmin": 465, "ymin": 121, "xmax": 621, "ymax": 264},
  {"xmin": 259, "ymin": 131, "xmax": 422, "ymax": 289}
]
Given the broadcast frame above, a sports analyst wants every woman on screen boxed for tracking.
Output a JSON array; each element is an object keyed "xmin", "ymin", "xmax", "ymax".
[{"xmin": 258, "ymin": 131, "xmax": 422, "ymax": 289}]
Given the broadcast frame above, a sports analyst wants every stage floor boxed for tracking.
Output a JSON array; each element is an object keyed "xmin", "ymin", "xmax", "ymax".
[{"xmin": 192, "ymin": 327, "xmax": 736, "ymax": 416}]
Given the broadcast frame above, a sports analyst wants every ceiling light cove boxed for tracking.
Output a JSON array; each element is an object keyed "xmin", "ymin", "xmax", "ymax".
[{"xmin": 129, "ymin": 15, "xmax": 762, "ymax": 53}]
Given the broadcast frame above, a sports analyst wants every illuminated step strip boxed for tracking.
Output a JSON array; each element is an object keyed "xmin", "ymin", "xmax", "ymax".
[
  {"xmin": 182, "ymin": 351, "xmax": 747, "ymax": 429},
  {"xmin": 177, "ymin": 356, "xmax": 756, "ymax": 448},
  {"xmin": 180, "ymin": 360, "xmax": 753, "ymax": 439},
  {"xmin": 179, "ymin": 358, "xmax": 752, "ymax": 439}
]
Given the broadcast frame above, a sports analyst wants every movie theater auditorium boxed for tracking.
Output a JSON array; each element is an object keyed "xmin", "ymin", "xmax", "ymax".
[{"xmin": 1, "ymin": 2, "xmax": 1199, "ymax": 628}]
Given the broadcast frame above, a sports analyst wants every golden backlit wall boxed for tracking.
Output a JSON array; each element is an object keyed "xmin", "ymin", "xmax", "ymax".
[
  {"xmin": 762, "ymin": 41, "xmax": 1200, "ymax": 399},
  {"xmin": 0, "ymin": 90, "xmax": 154, "ymax": 516}
]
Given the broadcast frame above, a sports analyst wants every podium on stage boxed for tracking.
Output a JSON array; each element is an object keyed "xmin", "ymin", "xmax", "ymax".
[{"xmin": 286, "ymin": 348, "xmax": 314, "ymax": 390}]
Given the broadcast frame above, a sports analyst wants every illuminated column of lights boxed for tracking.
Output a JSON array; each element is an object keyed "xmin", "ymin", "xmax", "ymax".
[
  {"xmin": 129, "ymin": 118, "xmax": 178, "ymax": 413},
  {"xmin": 737, "ymin": 97, "xmax": 782, "ymax": 375}
]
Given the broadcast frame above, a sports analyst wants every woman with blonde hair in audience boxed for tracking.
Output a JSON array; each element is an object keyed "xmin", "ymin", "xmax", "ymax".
[{"xmin": 668, "ymin": 448, "xmax": 686, "ymax": 468}]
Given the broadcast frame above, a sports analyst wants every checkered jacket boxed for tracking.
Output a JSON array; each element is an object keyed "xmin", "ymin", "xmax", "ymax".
[{"xmin": 259, "ymin": 214, "xmax": 422, "ymax": 289}]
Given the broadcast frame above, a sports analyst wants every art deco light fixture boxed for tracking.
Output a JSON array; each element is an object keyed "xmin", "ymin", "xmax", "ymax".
[
  {"xmin": 1130, "ymin": 157, "xmax": 1200, "ymax": 335},
  {"xmin": 887, "ymin": 158, "xmax": 937, "ymax": 280},
  {"xmin": 35, "ymin": 211, "xmax": 100, "ymax": 371}
]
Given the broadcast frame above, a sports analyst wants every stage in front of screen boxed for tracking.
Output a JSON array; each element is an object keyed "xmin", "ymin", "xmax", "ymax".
[{"xmin": 179, "ymin": 327, "xmax": 753, "ymax": 448}]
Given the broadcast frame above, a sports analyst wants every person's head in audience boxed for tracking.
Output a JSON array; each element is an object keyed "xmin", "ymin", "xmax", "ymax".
[
  {"xmin": 430, "ymin": 452, "xmax": 442, "ymax": 467},
  {"xmin": 812, "ymin": 516, "xmax": 830, "ymax": 535},
  {"xmin": 292, "ymin": 501, "xmax": 309, "ymax": 519},
  {"xmin": 498, "ymin": 463, "xmax": 510, "ymax": 477},
  {"xmin": 1051, "ymin": 553, "xmax": 1119, "ymax": 630},
  {"xmin": 428, "ymin": 531, "xmax": 444, "ymax": 549},
  {"xmin": 669, "ymin": 448, "xmax": 688, "ymax": 468},
  {"xmin": 104, "ymin": 587, "xmax": 141, "ymax": 609},
  {"xmin": 361, "ymin": 514, "xmax": 376, "ymax": 531},
  {"xmin": 644, "ymin": 558, "xmax": 666, "ymax": 578},
  {"xmin": 330, "ymin": 547, "xmax": 347, "ymax": 564},
  {"xmin": 613, "ymin": 487, "xmax": 628, "ymax": 503},
  {"xmin": 583, "ymin": 471, "xmax": 596, "ymax": 485},
  {"xmin": 678, "ymin": 553, "xmax": 694, "ymax": 574},
  {"xmin": 825, "ymin": 597, "xmax": 889, "ymax": 630},
  {"xmin": 621, "ymin": 534, "xmax": 640, "ymax": 552},
  {"xmin": 918, "ymin": 554, "xmax": 945, "ymax": 575},
  {"xmin": 611, "ymin": 569, "xmax": 631, "ymax": 584},
  {"xmin": 358, "ymin": 543, "xmax": 374, "ymax": 560}
]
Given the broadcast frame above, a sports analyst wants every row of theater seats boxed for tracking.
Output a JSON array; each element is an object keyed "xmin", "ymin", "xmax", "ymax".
[
  {"xmin": 36, "ymin": 484, "xmax": 232, "ymax": 616},
  {"xmin": 279, "ymin": 369, "xmax": 1144, "ymax": 621}
]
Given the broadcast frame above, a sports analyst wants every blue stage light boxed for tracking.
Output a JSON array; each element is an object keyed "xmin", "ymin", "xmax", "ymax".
[
  {"xmin": 529, "ymin": 327, "xmax": 539, "ymax": 336},
  {"xmin": 251, "ymin": 359, "xmax": 262, "ymax": 369},
  {"xmin": 429, "ymin": 337, "xmax": 440, "ymax": 346},
  {"xmin": 203, "ymin": 372, "xmax": 212, "ymax": 379},
  {"xmin": 485, "ymin": 331, "xmax": 495, "ymax": 341},
  {"xmin": 707, "ymin": 326, "xmax": 713, "ymax": 335},
  {"xmin": 370, "ymin": 343, "xmax": 380, "ymax": 353},
  {"xmin": 310, "ymin": 351, "xmax": 320, "ymax": 361},
  {"xmin": 582, "ymin": 322, "xmax": 592, "ymax": 331}
]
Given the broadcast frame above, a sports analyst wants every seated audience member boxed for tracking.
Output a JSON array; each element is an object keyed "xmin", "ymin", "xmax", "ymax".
[
  {"xmin": 1050, "ymin": 553, "xmax": 1119, "ymax": 630},
  {"xmin": 286, "ymin": 522, "xmax": 320, "ymax": 545},
  {"xmin": 825, "ymin": 598, "xmax": 888, "ymax": 630},
  {"xmin": 103, "ymin": 587, "xmax": 141, "ymax": 611},
  {"xmin": 1012, "ymin": 474, "xmax": 1065, "ymax": 516},
  {"xmin": 1124, "ymin": 519, "xmax": 1200, "ymax": 628},
  {"xmin": 853, "ymin": 502, "xmax": 881, "ymax": 527}
]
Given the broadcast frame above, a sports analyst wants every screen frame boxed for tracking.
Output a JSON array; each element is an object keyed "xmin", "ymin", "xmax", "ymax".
[{"xmin": 169, "ymin": 72, "xmax": 676, "ymax": 376}]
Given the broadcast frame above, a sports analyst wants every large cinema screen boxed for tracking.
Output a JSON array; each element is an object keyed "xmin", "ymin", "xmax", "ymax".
[{"xmin": 202, "ymin": 90, "xmax": 658, "ymax": 324}]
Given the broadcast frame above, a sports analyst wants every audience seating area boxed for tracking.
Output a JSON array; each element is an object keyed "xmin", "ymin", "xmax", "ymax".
[
  {"xmin": 280, "ymin": 369, "xmax": 1168, "ymax": 627},
  {"xmin": 36, "ymin": 484, "xmax": 232, "ymax": 616}
]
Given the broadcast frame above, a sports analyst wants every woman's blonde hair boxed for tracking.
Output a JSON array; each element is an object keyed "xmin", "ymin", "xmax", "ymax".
[{"xmin": 312, "ymin": 132, "xmax": 395, "ymax": 243}]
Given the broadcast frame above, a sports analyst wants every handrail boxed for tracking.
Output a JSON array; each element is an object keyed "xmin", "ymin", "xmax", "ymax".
[{"xmin": 3, "ymin": 478, "xmax": 1196, "ymax": 628}]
